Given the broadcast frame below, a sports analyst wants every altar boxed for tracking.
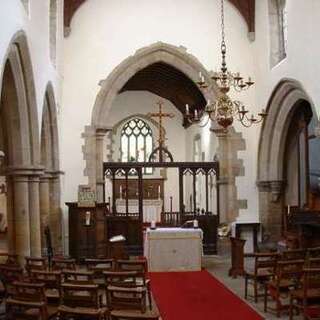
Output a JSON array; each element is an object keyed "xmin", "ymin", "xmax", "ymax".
[
  {"xmin": 116, "ymin": 199, "xmax": 162, "ymax": 222},
  {"xmin": 144, "ymin": 227, "xmax": 203, "ymax": 272}
]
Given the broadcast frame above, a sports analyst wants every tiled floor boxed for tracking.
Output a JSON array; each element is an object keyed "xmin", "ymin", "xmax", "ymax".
[{"xmin": 204, "ymin": 238, "xmax": 303, "ymax": 320}]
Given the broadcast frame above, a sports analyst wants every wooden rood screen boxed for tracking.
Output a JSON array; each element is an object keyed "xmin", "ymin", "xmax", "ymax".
[{"xmin": 103, "ymin": 161, "xmax": 220, "ymax": 255}]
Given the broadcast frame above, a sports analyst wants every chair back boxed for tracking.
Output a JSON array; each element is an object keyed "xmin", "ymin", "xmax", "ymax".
[
  {"xmin": 52, "ymin": 258, "xmax": 76, "ymax": 271},
  {"xmin": 12, "ymin": 281, "xmax": 47, "ymax": 303},
  {"xmin": 254, "ymin": 252, "xmax": 279, "ymax": 276},
  {"xmin": 25, "ymin": 256, "xmax": 47, "ymax": 274},
  {"xmin": 103, "ymin": 271, "xmax": 138, "ymax": 288},
  {"xmin": 62, "ymin": 270, "xmax": 95, "ymax": 285},
  {"xmin": 31, "ymin": 270, "xmax": 61, "ymax": 291},
  {"xmin": 0, "ymin": 265, "xmax": 24, "ymax": 297},
  {"xmin": 276, "ymin": 259, "xmax": 305, "ymax": 287},
  {"xmin": 116, "ymin": 259, "xmax": 148, "ymax": 285},
  {"xmin": 106, "ymin": 285, "xmax": 146, "ymax": 312},
  {"xmin": 302, "ymin": 268, "xmax": 320, "ymax": 292},
  {"xmin": 281, "ymin": 249, "xmax": 306, "ymax": 261},
  {"xmin": 307, "ymin": 247, "xmax": 320, "ymax": 258},
  {"xmin": 85, "ymin": 258, "xmax": 114, "ymax": 272},
  {"xmin": 306, "ymin": 257, "xmax": 320, "ymax": 268},
  {"xmin": 60, "ymin": 283, "xmax": 100, "ymax": 308}
]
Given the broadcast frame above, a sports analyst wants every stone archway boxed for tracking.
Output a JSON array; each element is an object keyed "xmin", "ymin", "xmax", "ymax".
[
  {"xmin": 0, "ymin": 31, "xmax": 41, "ymax": 259},
  {"xmin": 84, "ymin": 42, "xmax": 220, "ymax": 202},
  {"xmin": 257, "ymin": 79, "xmax": 317, "ymax": 238},
  {"xmin": 40, "ymin": 82, "xmax": 62, "ymax": 253}
]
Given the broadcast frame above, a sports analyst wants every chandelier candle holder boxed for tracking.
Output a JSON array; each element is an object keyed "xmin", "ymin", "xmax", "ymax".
[{"xmin": 187, "ymin": 0, "xmax": 267, "ymax": 130}]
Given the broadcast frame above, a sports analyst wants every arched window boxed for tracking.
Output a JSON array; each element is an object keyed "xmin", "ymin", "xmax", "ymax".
[
  {"xmin": 269, "ymin": 0, "xmax": 287, "ymax": 67},
  {"xmin": 120, "ymin": 118, "xmax": 153, "ymax": 174}
]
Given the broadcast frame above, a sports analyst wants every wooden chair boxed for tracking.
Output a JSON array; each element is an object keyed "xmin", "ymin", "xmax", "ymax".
[
  {"xmin": 104, "ymin": 271, "xmax": 139, "ymax": 288},
  {"xmin": 30, "ymin": 270, "xmax": 62, "ymax": 304},
  {"xmin": 25, "ymin": 256, "xmax": 47, "ymax": 275},
  {"xmin": 116, "ymin": 259, "xmax": 152, "ymax": 310},
  {"xmin": 107, "ymin": 285, "xmax": 147, "ymax": 313},
  {"xmin": 62, "ymin": 270, "xmax": 95, "ymax": 285},
  {"xmin": 0, "ymin": 264, "xmax": 24, "ymax": 298},
  {"xmin": 58, "ymin": 283, "xmax": 108, "ymax": 320},
  {"xmin": 6, "ymin": 281, "xmax": 49, "ymax": 320},
  {"xmin": 308, "ymin": 248, "xmax": 320, "ymax": 259},
  {"xmin": 85, "ymin": 258, "xmax": 114, "ymax": 270},
  {"xmin": 244, "ymin": 252, "xmax": 278, "ymax": 303},
  {"xmin": 282, "ymin": 249, "xmax": 307, "ymax": 261},
  {"xmin": 289, "ymin": 268, "xmax": 320, "ymax": 320},
  {"xmin": 86, "ymin": 258, "xmax": 114, "ymax": 287},
  {"xmin": 52, "ymin": 257, "xmax": 76, "ymax": 271},
  {"xmin": 264, "ymin": 259, "xmax": 305, "ymax": 317}
]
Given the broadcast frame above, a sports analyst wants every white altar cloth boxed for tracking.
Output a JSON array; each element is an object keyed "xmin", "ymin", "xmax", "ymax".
[
  {"xmin": 116, "ymin": 199, "xmax": 162, "ymax": 223},
  {"xmin": 144, "ymin": 227, "xmax": 203, "ymax": 272}
]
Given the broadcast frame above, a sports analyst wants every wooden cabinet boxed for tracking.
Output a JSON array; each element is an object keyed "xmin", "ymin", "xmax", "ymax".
[{"xmin": 66, "ymin": 203, "xmax": 108, "ymax": 261}]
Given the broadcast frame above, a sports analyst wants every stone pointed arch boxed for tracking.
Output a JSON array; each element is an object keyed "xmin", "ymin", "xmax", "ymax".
[
  {"xmin": 40, "ymin": 82, "xmax": 62, "ymax": 253},
  {"xmin": 257, "ymin": 78, "xmax": 316, "ymax": 238},
  {"xmin": 85, "ymin": 42, "xmax": 219, "ymax": 202},
  {"xmin": 0, "ymin": 30, "xmax": 40, "ymax": 167},
  {"xmin": 41, "ymin": 82, "xmax": 60, "ymax": 172},
  {"xmin": 0, "ymin": 31, "xmax": 42, "ymax": 260},
  {"xmin": 91, "ymin": 42, "xmax": 218, "ymax": 128},
  {"xmin": 258, "ymin": 79, "xmax": 315, "ymax": 185}
]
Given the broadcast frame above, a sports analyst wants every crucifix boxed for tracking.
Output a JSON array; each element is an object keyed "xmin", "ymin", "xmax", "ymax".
[{"xmin": 147, "ymin": 100, "xmax": 175, "ymax": 162}]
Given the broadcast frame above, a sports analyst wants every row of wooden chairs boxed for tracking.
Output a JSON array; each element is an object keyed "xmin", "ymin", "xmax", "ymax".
[
  {"xmin": 244, "ymin": 248, "xmax": 320, "ymax": 319},
  {"xmin": 1, "ymin": 257, "xmax": 158, "ymax": 320}
]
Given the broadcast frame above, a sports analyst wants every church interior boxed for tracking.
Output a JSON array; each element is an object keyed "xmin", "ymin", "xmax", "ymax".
[{"xmin": 0, "ymin": 0, "xmax": 320, "ymax": 319}]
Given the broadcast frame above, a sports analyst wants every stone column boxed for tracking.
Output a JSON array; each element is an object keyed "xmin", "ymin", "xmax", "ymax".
[
  {"xmin": 39, "ymin": 174, "xmax": 50, "ymax": 253},
  {"xmin": 49, "ymin": 172, "xmax": 62, "ymax": 254},
  {"xmin": 29, "ymin": 175, "xmax": 41, "ymax": 256},
  {"xmin": 6, "ymin": 177, "xmax": 15, "ymax": 253},
  {"xmin": 13, "ymin": 175, "xmax": 30, "ymax": 259},
  {"xmin": 95, "ymin": 129, "xmax": 109, "ymax": 203},
  {"xmin": 212, "ymin": 127, "xmax": 246, "ymax": 223},
  {"xmin": 257, "ymin": 180, "xmax": 284, "ymax": 241}
]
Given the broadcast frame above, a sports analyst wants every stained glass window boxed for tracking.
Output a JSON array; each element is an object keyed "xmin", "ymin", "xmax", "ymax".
[{"xmin": 120, "ymin": 118, "xmax": 153, "ymax": 174}]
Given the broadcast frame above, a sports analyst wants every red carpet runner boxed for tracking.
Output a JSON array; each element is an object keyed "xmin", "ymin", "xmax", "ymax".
[{"xmin": 149, "ymin": 270, "xmax": 264, "ymax": 320}]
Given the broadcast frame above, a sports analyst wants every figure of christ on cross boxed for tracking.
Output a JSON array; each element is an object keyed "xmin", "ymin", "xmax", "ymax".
[{"xmin": 147, "ymin": 101, "xmax": 175, "ymax": 162}]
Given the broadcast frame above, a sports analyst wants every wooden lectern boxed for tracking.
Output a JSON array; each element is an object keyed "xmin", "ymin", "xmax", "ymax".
[{"xmin": 228, "ymin": 237, "xmax": 246, "ymax": 278}]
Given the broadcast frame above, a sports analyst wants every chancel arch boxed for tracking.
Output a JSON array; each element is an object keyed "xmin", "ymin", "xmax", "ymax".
[
  {"xmin": 40, "ymin": 83, "xmax": 62, "ymax": 254},
  {"xmin": 257, "ymin": 79, "xmax": 320, "ymax": 238},
  {"xmin": 0, "ymin": 31, "xmax": 41, "ymax": 259},
  {"xmin": 84, "ymin": 42, "xmax": 219, "ymax": 202}
]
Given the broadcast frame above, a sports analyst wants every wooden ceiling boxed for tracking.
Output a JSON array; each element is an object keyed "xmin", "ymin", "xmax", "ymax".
[
  {"xmin": 119, "ymin": 62, "xmax": 207, "ymax": 121},
  {"xmin": 64, "ymin": 0, "xmax": 255, "ymax": 34}
]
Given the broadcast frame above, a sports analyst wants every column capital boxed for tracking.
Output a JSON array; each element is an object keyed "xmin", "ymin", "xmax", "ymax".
[
  {"xmin": 257, "ymin": 180, "xmax": 285, "ymax": 202},
  {"xmin": 7, "ymin": 165, "xmax": 45, "ymax": 178}
]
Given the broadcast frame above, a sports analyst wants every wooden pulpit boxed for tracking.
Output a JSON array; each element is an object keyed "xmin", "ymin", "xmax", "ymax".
[{"xmin": 228, "ymin": 237, "xmax": 246, "ymax": 278}]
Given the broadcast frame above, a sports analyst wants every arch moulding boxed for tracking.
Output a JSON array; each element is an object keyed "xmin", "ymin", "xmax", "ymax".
[
  {"xmin": 257, "ymin": 78, "xmax": 316, "ymax": 238},
  {"xmin": 84, "ymin": 42, "xmax": 219, "ymax": 202}
]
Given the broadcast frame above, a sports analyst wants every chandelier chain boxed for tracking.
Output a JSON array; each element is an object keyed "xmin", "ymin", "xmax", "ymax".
[{"xmin": 220, "ymin": 0, "xmax": 227, "ymax": 72}]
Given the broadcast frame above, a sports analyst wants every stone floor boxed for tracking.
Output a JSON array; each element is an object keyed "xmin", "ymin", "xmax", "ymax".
[{"xmin": 203, "ymin": 238, "xmax": 302, "ymax": 320}]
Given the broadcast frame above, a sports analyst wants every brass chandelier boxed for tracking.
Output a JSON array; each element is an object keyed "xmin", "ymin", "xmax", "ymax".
[{"xmin": 185, "ymin": 0, "xmax": 267, "ymax": 129}]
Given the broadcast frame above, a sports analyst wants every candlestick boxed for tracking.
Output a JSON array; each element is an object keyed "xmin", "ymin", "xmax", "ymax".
[
  {"xmin": 120, "ymin": 185, "xmax": 122, "ymax": 199},
  {"xmin": 186, "ymin": 104, "xmax": 190, "ymax": 115},
  {"xmin": 158, "ymin": 185, "xmax": 161, "ymax": 199},
  {"xmin": 194, "ymin": 109, "xmax": 198, "ymax": 120},
  {"xmin": 85, "ymin": 211, "xmax": 91, "ymax": 226},
  {"xmin": 287, "ymin": 205, "xmax": 290, "ymax": 215},
  {"xmin": 193, "ymin": 220, "xmax": 198, "ymax": 228}
]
